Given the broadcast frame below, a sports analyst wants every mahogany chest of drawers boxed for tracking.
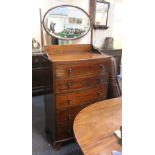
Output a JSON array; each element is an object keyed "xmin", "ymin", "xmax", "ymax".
[{"xmin": 43, "ymin": 44, "xmax": 112, "ymax": 149}]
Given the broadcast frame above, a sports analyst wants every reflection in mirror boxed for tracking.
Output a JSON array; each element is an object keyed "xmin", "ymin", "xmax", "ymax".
[
  {"xmin": 95, "ymin": 0, "xmax": 109, "ymax": 26},
  {"xmin": 43, "ymin": 5, "xmax": 91, "ymax": 40},
  {"xmin": 89, "ymin": 0, "xmax": 110, "ymax": 30}
]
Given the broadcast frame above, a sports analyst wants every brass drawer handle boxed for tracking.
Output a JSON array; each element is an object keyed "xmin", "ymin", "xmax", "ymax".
[
  {"xmin": 100, "ymin": 64, "xmax": 105, "ymax": 71},
  {"xmin": 68, "ymin": 68, "xmax": 72, "ymax": 75},
  {"xmin": 67, "ymin": 99, "xmax": 71, "ymax": 105},
  {"xmin": 97, "ymin": 92, "xmax": 102, "ymax": 97},
  {"xmin": 97, "ymin": 92, "xmax": 105, "ymax": 99},
  {"xmin": 67, "ymin": 82, "xmax": 72, "ymax": 89},
  {"xmin": 98, "ymin": 77, "xmax": 104, "ymax": 83},
  {"xmin": 67, "ymin": 113, "xmax": 71, "ymax": 121}
]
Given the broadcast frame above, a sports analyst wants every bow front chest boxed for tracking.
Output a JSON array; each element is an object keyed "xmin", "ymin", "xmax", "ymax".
[{"xmin": 44, "ymin": 44, "xmax": 112, "ymax": 149}]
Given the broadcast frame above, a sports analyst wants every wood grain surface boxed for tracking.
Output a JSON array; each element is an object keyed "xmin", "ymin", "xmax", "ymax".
[
  {"xmin": 44, "ymin": 44, "xmax": 110, "ymax": 62},
  {"xmin": 43, "ymin": 44, "xmax": 120, "ymax": 149},
  {"xmin": 73, "ymin": 97, "xmax": 122, "ymax": 155}
]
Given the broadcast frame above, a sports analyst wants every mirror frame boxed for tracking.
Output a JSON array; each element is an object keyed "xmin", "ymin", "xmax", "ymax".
[
  {"xmin": 42, "ymin": 5, "xmax": 92, "ymax": 40},
  {"xmin": 89, "ymin": 0, "xmax": 110, "ymax": 30}
]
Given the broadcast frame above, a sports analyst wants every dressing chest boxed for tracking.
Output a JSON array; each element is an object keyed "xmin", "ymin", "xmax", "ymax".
[{"xmin": 43, "ymin": 44, "xmax": 117, "ymax": 149}]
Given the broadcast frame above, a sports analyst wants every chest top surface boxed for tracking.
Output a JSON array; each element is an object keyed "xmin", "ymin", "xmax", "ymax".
[{"xmin": 44, "ymin": 44, "xmax": 111, "ymax": 62}]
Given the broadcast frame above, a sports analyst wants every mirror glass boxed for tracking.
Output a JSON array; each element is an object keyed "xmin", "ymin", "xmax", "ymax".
[
  {"xmin": 94, "ymin": 0, "xmax": 110, "ymax": 29},
  {"xmin": 43, "ymin": 5, "xmax": 91, "ymax": 40}
]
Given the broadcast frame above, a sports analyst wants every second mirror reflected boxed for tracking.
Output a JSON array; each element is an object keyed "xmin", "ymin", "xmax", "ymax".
[{"xmin": 43, "ymin": 5, "xmax": 91, "ymax": 40}]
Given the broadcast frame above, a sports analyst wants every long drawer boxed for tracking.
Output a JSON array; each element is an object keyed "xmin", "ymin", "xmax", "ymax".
[
  {"xmin": 54, "ymin": 59, "xmax": 110, "ymax": 79},
  {"xmin": 55, "ymin": 74, "xmax": 109, "ymax": 93},
  {"xmin": 56, "ymin": 105, "xmax": 84, "ymax": 125},
  {"xmin": 56, "ymin": 84, "xmax": 108, "ymax": 110},
  {"xmin": 55, "ymin": 105, "xmax": 86, "ymax": 140}
]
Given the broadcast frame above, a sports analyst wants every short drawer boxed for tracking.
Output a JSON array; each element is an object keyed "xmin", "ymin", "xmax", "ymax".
[
  {"xmin": 54, "ymin": 59, "xmax": 110, "ymax": 78},
  {"xmin": 56, "ymin": 124, "xmax": 73, "ymax": 140},
  {"xmin": 55, "ymin": 74, "xmax": 109, "ymax": 93},
  {"xmin": 56, "ymin": 84, "xmax": 108, "ymax": 109}
]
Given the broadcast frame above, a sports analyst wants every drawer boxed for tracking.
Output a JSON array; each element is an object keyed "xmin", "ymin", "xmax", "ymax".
[
  {"xmin": 56, "ymin": 106, "xmax": 83, "ymax": 124},
  {"xmin": 56, "ymin": 124, "xmax": 73, "ymax": 140},
  {"xmin": 56, "ymin": 84, "xmax": 108, "ymax": 109},
  {"xmin": 54, "ymin": 59, "xmax": 110, "ymax": 78},
  {"xmin": 55, "ymin": 74, "xmax": 109, "ymax": 93}
]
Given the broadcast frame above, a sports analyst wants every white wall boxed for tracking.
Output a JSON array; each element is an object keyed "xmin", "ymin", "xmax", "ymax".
[
  {"xmin": 112, "ymin": 0, "xmax": 122, "ymax": 48},
  {"xmin": 93, "ymin": 0, "xmax": 114, "ymax": 48},
  {"xmin": 32, "ymin": 0, "xmax": 122, "ymax": 48},
  {"xmin": 93, "ymin": 0, "xmax": 122, "ymax": 49}
]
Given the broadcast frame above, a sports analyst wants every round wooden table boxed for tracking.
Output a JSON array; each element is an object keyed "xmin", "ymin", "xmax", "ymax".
[{"xmin": 73, "ymin": 97, "xmax": 122, "ymax": 155}]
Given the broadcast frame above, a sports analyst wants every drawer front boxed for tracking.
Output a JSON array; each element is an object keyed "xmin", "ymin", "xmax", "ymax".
[
  {"xmin": 54, "ymin": 59, "xmax": 110, "ymax": 78},
  {"xmin": 56, "ymin": 124, "xmax": 73, "ymax": 140},
  {"xmin": 55, "ymin": 73, "xmax": 109, "ymax": 93},
  {"xmin": 56, "ymin": 106, "xmax": 83, "ymax": 125},
  {"xmin": 56, "ymin": 84, "xmax": 108, "ymax": 110}
]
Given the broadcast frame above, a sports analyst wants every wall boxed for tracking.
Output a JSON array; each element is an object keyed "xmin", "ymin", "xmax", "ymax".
[
  {"xmin": 112, "ymin": 0, "xmax": 122, "ymax": 48},
  {"xmin": 93, "ymin": 0, "xmax": 114, "ymax": 48},
  {"xmin": 32, "ymin": 0, "xmax": 122, "ymax": 48},
  {"xmin": 93, "ymin": 0, "xmax": 122, "ymax": 49}
]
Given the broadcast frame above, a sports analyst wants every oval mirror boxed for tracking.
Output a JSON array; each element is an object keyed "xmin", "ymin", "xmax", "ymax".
[{"xmin": 43, "ymin": 5, "xmax": 91, "ymax": 40}]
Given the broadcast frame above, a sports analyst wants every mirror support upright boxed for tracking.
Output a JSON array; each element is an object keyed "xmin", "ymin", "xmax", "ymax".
[{"xmin": 39, "ymin": 8, "xmax": 44, "ymax": 51}]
